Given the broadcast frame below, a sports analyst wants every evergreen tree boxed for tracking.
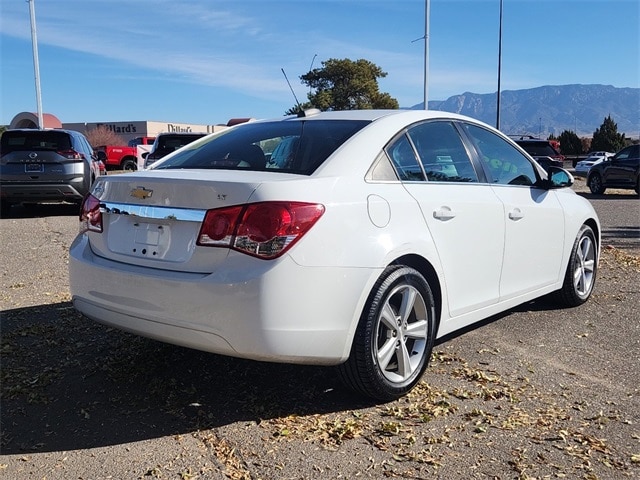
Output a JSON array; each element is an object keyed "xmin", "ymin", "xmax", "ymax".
[
  {"xmin": 286, "ymin": 58, "xmax": 399, "ymax": 114},
  {"xmin": 590, "ymin": 115, "xmax": 626, "ymax": 152},
  {"xmin": 557, "ymin": 130, "xmax": 583, "ymax": 155}
]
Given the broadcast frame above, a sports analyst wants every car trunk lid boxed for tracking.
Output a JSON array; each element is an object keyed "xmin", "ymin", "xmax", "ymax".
[{"xmin": 86, "ymin": 170, "xmax": 262, "ymax": 272}]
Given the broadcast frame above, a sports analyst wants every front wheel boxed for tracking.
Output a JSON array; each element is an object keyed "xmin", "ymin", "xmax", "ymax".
[
  {"xmin": 337, "ymin": 265, "xmax": 436, "ymax": 401},
  {"xmin": 587, "ymin": 173, "xmax": 605, "ymax": 194},
  {"xmin": 556, "ymin": 224, "xmax": 598, "ymax": 307}
]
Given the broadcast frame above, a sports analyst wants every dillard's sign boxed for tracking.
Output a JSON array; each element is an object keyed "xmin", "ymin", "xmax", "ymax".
[
  {"xmin": 97, "ymin": 123, "xmax": 138, "ymax": 133},
  {"xmin": 96, "ymin": 123, "xmax": 193, "ymax": 134},
  {"xmin": 167, "ymin": 124, "xmax": 192, "ymax": 132}
]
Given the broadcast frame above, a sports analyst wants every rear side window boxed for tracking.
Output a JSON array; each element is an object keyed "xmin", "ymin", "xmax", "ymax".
[
  {"xmin": 408, "ymin": 121, "xmax": 478, "ymax": 183},
  {"xmin": 153, "ymin": 120, "xmax": 369, "ymax": 175},
  {"xmin": 1, "ymin": 130, "xmax": 72, "ymax": 154}
]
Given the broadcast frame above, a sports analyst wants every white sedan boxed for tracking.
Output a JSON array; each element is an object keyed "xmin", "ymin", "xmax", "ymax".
[
  {"xmin": 69, "ymin": 109, "xmax": 600, "ymax": 401},
  {"xmin": 574, "ymin": 151, "xmax": 614, "ymax": 178}
]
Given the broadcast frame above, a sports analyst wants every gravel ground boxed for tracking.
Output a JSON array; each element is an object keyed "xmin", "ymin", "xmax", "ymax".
[{"xmin": 1, "ymin": 179, "xmax": 638, "ymax": 480}]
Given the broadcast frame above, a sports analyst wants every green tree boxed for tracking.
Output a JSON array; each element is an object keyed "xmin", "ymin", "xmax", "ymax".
[
  {"xmin": 590, "ymin": 115, "xmax": 626, "ymax": 153},
  {"xmin": 557, "ymin": 130, "xmax": 582, "ymax": 156},
  {"xmin": 286, "ymin": 58, "xmax": 399, "ymax": 114}
]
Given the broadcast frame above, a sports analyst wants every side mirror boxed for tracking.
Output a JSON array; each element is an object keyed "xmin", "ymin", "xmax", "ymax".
[
  {"xmin": 96, "ymin": 150, "xmax": 108, "ymax": 162},
  {"xmin": 142, "ymin": 152, "xmax": 149, "ymax": 159},
  {"xmin": 542, "ymin": 166, "xmax": 574, "ymax": 189}
]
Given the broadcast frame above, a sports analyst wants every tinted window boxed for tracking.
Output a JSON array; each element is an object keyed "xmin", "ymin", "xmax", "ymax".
[
  {"xmin": 408, "ymin": 121, "xmax": 478, "ymax": 183},
  {"xmin": 516, "ymin": 140, "xmax": 559, "ymax": 157},
  {"xmin": 464, "ymin": 124, "xmax": 537, "ymax": 186},
  {"xmin": 385, "ymin": 134, "xmax": 425, "ymax": 181},
  {"xmin": 1, "ymin": 130, "xmax": 72, "ymax": 154},
  {"xmin": 153, "ymin": 134, "xmax": 207, "ymax": 156},
  {"xmin": 153, "ymin": 120, "xmax": 369, "ymax": 175}
]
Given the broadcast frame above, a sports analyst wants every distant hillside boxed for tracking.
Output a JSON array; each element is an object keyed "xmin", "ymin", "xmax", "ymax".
[{"xmin": 410, "ymin": 84, "xmax": 639, "ymax": 138}]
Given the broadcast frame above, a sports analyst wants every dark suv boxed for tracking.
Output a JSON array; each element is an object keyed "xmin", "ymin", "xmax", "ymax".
[
  {"xmin": 143, "ymin": 132, "xmax": 207, "ymax": 168},
  {"xmin": 0, "ymin": 129, "xmax": 101, "ymax": 217},
  {"xmin": 512, "ymin": 136, "xmax": 565, "ymax": 172},
  {"xmin": 586, "ymin": 144, "xmax": 640, "ymax": 195}
]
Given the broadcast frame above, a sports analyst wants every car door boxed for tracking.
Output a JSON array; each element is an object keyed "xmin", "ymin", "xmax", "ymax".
[
  {"xmin": 462, "ymin": 124, "xmax": 566, "ymax": 299},
  {"xmin": 603, "ymin": 145, "xmax": 639, "ymax": 187},
  {"xmin": 388, "ymin": 121, "xmax": 505, "ymax": 318}
]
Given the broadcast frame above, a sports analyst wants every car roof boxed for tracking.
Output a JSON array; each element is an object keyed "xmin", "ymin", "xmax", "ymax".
[{"xmin": 273, "ymin": 109, "xmax": 476, "ymax": 124}]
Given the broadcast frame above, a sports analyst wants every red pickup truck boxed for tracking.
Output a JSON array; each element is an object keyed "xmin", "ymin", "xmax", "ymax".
[{"xmin": 97, "ymin": 136, "xmax": 155, "ymax": 171}]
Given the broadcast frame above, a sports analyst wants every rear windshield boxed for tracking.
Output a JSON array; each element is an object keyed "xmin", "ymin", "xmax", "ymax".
[
  {"xmin": 1, "ymin": 130, "xmax": 72, "ymax": 154},
  {"xmin": 152, "ymin": 119, "xmax": 369, "ymax": 175},
  {"xmin": 517, "ymin": 141, "xmax": 559, "ymax": 157},
  {"xmin": 152, "ymin": 134, "xmax": 207, "ymax": 156}
]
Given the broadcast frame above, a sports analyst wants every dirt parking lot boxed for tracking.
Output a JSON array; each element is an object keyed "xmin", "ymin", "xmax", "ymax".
[{"xmin": 1, "ymin": 179, "xmax": 639, "ymax": 479}]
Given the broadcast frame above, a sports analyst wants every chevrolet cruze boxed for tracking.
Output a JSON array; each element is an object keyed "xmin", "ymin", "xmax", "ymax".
[{"xmin": 69, "ymin": 110, "xmax": 600, "ymax": 400}]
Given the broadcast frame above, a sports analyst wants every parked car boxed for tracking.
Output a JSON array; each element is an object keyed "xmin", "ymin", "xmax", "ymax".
[
  {"xmin": 574, "ymin": 151, "xmax": 614, "ymax": 178},
  {"xmin": 511, "ymin": 136, "xmax": 565, "ymax": 172},
  {"xmin": 143, "ymin": 132, "xmax": 208, "ymax": 168},
  {"xmin": 586, "ymin": 144, "xmax": 640, "ymax": 195},
  {"xmin": 69, "ymin": 110, "xmax": 600, "ymax": 401},
  {"xmin": 0, "ymin": 128, "xmax": 101, "ymax": 217}
]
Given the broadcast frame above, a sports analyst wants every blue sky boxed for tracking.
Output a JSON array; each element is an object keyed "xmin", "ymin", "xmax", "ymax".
[{"xmin": 1, "ymin": 0, "xmax": 638, "ymax": 126}]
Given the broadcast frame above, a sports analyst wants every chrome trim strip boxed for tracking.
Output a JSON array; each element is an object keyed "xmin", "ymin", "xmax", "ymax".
[{"xmin": 99, "ymin": 201, "xmax": 206, "ymax": 222}]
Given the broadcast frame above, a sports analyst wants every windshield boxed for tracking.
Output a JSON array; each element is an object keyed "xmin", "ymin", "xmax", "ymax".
[
  {"xmin": 152, "ymin": 119, "xmax": 369, "ymax": 175},
  {"xmin": 1, "ymin": 130, "xmax": 72, "ymax": 154}
]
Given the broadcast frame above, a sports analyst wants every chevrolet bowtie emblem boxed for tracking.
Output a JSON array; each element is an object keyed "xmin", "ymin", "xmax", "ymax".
[{"xmin": 131, "ymin": 187, "xmax": 153, "ymax": 199}]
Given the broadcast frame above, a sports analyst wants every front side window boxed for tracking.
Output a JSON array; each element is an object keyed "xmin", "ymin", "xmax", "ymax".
[{"xmin": 464, "ymin": 124, "xmax": 537, "ymax": 186}]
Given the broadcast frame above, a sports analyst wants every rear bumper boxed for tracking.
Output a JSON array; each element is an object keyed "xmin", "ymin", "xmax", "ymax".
[
  {"xmin": 0, "ymin": 181, "xmax": 88, "ymax": 203},
  {"xmin": 69, "ymin": 233, "xmax": 379, "ymax": 365}
]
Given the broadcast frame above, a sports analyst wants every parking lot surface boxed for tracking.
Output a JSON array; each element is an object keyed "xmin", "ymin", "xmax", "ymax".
[{"xmin": 1, "ymin": 178, "xmax": 638, "ymax": 479}]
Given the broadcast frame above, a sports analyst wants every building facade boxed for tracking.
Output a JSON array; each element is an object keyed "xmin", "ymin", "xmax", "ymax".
[{"xmin": 8, "ymin": 112, "xmax": 248, "ymax": 144}]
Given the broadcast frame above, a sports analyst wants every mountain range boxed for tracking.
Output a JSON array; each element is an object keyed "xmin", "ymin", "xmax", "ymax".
[{"xmin": 410, "ymin": 84, "xmax": 639, "ymax": 138}]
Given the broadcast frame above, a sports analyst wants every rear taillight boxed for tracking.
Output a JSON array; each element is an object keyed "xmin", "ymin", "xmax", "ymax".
[
  {"xmin": 198, "ymin": 202, "xmax": 325, "ymax": 259},
  {"xmin": 79, "ymin": 194, "xmax": 103, "ymax": 233},
  {"xmin": 58, "ymin": 149, "xmax": 82, "ymax": 159}
]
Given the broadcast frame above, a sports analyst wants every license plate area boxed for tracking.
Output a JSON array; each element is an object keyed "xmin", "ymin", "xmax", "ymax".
[
  {"xmin": 25, "ymin": 163, "xmax": 44, "ymax": 173},
  {"xmin": 105, "ymin": 214, "xmax": 198, "ymax": 263}
]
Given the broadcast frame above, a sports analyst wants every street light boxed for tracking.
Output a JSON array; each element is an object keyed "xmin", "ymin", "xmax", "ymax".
[
  {"xmin": 496, "ymin": 0, "xmax": 503, "ymax": 130},
  {"xmin": 28, "ymin": 0, "xmax": 44, "ymax": 129}
]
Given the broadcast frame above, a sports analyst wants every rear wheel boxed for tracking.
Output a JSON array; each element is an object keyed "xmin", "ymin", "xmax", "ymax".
[
  {"xmin": 587, "ymin": 173, "xmax": 605, "ymax": 194},
  {"xmin": 121, "ymin": 158, "xmax": 137, "ymax": 171},
  {"xmin": 337, "ymin": 265, "xmax": 436, "ymax": 401},
  {"xmin": 556, "ymin": 224, "xmax": 597, "ymax": 307}
]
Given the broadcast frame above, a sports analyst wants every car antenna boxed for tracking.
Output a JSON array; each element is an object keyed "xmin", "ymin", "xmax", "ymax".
[{"xmin": 281, "ymin": 68, "xmax": 303, "ymax": 116}]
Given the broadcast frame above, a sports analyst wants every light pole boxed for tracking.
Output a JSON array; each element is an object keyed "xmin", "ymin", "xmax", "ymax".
[
  {"xmin": 496, "ymin": 0, "xmax": 503, "ymax": 130},
  {"xmin": 28, "ymin": 0, "xmax": 44, "ymax": 129},
  {"xmin": 308, "ymin": 53, "xmax": 317, "ymax": 95},
  {"xmin": 424, "ymin": 0, "xmax": 430, "ymax": 110}
]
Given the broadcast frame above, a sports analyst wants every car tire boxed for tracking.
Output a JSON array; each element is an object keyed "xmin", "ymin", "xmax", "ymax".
[
  {"xmin": 556, "ymin": 224, "xmax": 598, "ymax": 307},
  {"xmin": 337, "ymin": 265, "xmax": 436, "ymax": 401},
  {"xmin": 121, "ymin": 159, "xmax": 137, "ymax": 171},
  {"xmin": 0, "ymin": 201, "xmax": 11, "ymax": 218},
  {"xmin": 587, "ymin": 173, "xmax": 606, "ymax": 194}
]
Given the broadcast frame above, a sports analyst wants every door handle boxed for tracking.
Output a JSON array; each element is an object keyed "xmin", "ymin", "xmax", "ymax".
[
  {"xmin": 433, "ymin": 206, "xmax": 456, "ymax": 220},
  {"xmin": 508, "ymin": 208, "xmax": 524, "ymax": 221}
]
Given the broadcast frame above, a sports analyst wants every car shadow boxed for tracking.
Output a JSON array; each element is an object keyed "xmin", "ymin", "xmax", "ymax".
[
  {"xmin": 2, "ymin": 203, "xmax": 80, "ymax": 219},
  {"xmin": 576, "ymin": 191, "xmax": 639, "ymax": 201},
  {"xmin": 0, "ymin": 302, "xmax": 375, "ymax": 454}
]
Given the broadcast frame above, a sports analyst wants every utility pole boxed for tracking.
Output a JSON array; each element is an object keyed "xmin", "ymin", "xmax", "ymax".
[
  {"xmin": 28, "ymin": 0, "xmax": 44, "ymax": 129},
  {"xmin": 496, "ymin": 0, "xmax": 503, "ymax": 130},
  {"xmin": 424, "ymin": 0, "xmax": 430, "ymax": 110}
]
